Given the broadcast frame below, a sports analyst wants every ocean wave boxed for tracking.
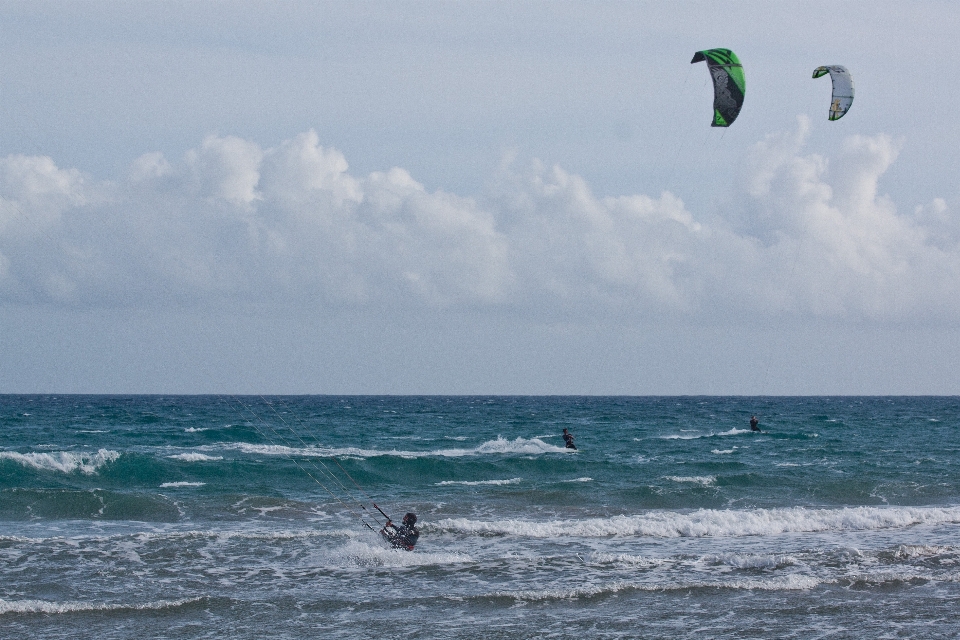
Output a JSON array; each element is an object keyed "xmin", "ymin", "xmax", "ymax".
[
  {"xmin": 661, "ymin": 428, "xmax": 751, "ymax": 440},
  {"xmin": 0, "ymin": 597, "xmax": 205, "ymax": 616},
  {"xmin": 894, "ymin": 544, "xmax": 953, "ymax": 558},
  {"xmin": 435, "ymin": 505, "xmax": 960, "ymax": 539},
  {"xmin": 0, "ymin": 449, "xmax": 120, "ymax": 475},
  {"xmin": 167, "ymin": 453, "xmax": 223, "ymax": 462},
  {"xmin": 159, "ymin": 482, "xmax": 206, "ymax": 488},
  {"xmin": 487, "ymin": 574, "xmax": 822, "ymax": 601},
  {"xmin": 589, "ymin": 552, "xmax": 666, "ymax": 568},
  {"xmin": 225, "ymin": 436, "xmax": 568, "ymax": 460},
  {"xmin": 702, "ymin": 552, "xmax": 799, "ymax": 570},
  {"xmin": 591, "ymin": 551, "xmax": 799, "ymax": 574},
  {"xmin": 664, "ymin": 476, "xmax": 716, "ymax": 486},
  {"xmin": 436, "ymin": 478, "xmax": 522, "ymax": 486},
  {"xmin": 3, "ymin": 527, "xmax": 357, "ymax": 547}
]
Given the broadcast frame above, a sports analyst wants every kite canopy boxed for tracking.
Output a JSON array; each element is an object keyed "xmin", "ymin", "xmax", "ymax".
[
  {"xmin": 812, "ymin": 65, "xmax": 854, "ymax": 121},
  {"xmin": 691, "ymin": 48, "xmax": 745, "ymax": 127}
]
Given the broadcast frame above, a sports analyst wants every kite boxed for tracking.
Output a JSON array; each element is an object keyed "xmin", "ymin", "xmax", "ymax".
[
  {"xmin": 691, "ymin": 48, "xmax": 745, "ymax": 127},
  {"xmin": 812, "ymin": 65, "xmax": 854, "ymax": 120}
]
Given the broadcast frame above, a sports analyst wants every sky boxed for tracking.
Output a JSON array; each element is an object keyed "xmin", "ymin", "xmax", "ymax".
[{"xmin": 1, "ymin": 1, "xmax": 959, "ymax": 395}]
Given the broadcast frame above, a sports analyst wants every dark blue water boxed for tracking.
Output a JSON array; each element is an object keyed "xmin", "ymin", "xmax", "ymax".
[{"xmin": 2, "ymin": 396, "xmax": 960, "ymax": 638}]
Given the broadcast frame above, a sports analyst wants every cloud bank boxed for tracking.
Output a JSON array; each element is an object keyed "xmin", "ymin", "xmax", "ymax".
[{"xmin": 0, "ymin": 118, "xmax": 956, "ymax": 324}]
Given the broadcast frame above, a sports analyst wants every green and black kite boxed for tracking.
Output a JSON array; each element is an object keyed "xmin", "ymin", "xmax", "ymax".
[{"xmin": 691, "ymin": 48, "xmax": 745, "ymax": 127}]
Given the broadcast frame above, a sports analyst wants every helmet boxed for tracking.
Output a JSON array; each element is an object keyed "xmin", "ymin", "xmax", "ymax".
[{"xmin": 402, "ymin": 512, "xmax": 417, "ymax": 525}]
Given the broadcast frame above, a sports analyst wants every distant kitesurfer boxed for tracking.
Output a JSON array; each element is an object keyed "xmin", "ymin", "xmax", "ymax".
[
  {"xmin": 381, "ymin": 512, "xmax": 420, "ymax": 551},
  {"xmin": 750, "ymin": 416, "xmax": 760, "ymax": 432},
  {"xmin": 562, "ymin": 428, "xmax": 577, "ymax": 450}
]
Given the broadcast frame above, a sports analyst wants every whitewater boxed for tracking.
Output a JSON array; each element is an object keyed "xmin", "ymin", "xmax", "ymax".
[{"xmin": 1, "ymin": 395, "xmax": 959, "ymax": 638}]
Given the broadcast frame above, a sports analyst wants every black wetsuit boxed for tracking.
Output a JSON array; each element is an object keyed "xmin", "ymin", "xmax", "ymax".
[
  {"xmin": 381, "ymin": 522, "xmax": 420, "ymax": 550},
  {"xmin": 563, "ymin": 432, "xmax": 577, "ymax": 449},
  {"xmin": 750, "ymin": 417, "xmax": 760, "ymax": 432}
]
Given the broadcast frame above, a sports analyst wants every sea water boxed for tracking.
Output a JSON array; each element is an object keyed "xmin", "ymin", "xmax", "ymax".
[{"xmin": 1, "ymin": 396, "xmax": 959, "ymax": 638}]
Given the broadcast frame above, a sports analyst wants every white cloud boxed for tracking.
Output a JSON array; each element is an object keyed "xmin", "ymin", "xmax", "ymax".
[{"xmin": 0, "ymin": 123, "xmax": 958, "ymax": 323}]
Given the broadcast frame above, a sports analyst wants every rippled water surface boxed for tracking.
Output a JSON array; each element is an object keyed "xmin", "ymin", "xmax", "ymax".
[{"xmin": 2, "ymin": 396, "xmax": 959, "ymax": 638}]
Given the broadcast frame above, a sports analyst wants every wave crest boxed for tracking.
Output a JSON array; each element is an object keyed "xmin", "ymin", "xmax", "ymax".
[
  {"xmin": 167, "ymin": 453, "xmax": 223, "ymax": 462},
  {"xmin": 0, "ymin": 597, "xmax": 205, "ymax": 615},
  {"xmin": 435, "ymin": 505, "xmax": 960, "ymax": 539},
  {"xmin": 227, "ymin": 436, "xmax": 568, "ymax": 460},
  {"xmin": 0, "ymin": 449, "xmax": 120, "ymax": 475}
]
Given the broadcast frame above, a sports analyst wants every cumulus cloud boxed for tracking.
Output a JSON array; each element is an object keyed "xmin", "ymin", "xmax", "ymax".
[{"xmin": 0, "ymin": 122, "xmax": 957, "ymax": 322}]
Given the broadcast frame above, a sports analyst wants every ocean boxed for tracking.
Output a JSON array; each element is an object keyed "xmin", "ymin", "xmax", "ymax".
[{"xmin": 1, "ymin": 395, "xmax": 959, "ymax": 638}]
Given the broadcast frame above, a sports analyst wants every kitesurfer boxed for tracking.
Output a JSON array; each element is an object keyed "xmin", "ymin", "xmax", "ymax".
[
  {"xmin": 750, "ymin": 416, "xmax": 760, "ymax": 432},
  {"xmin": 562, "ymin": 428, "xmax": 577, "ymax": 450},
  {"xmin": 381, "ymin": 512, "xmax": 420, "ymax": 551}
]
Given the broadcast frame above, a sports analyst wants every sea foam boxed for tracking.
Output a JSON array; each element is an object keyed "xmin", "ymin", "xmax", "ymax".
[
  {"xmin": 664, "ymin": 475, "xmax": 716, "ymax": 486},
  {"xmin": 167, "ymin": 453, "xmax": 223, "ymax": 462},
  {"xmin": 662, "ymin": 428, "xmax": 752, "ymax": 440},
  {"xmin": 436, "ymin": 478, "xmax": 522, "ymax": 486},
  {"xmin": 0, "ymin": 449, "xmax": 120, "ymax": 475},
  {"xmin": 0, "ymin": 597, "xmax": 204, "ymax": 615},
  {"xmin": 488, "ymin": 574, "xmax": 822, "ymax": 602},
  {"xmin": 228, "ymin": 436, "xmax": 568, "ymax": 460},
  {"xmin": 435, "ymin": 505, "xmax": 960, "ymax": 539}
]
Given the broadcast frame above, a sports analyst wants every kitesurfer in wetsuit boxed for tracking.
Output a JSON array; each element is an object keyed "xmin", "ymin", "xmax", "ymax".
[
  {"xmin": 750, "ymin": 415, "xmax": 760, "ymax": 432},
  {"xmin": 562, "ymin": 428, "xmax": 577, "ymax": 450},
  {"xmin": 381, "ymin": 512, "xmax": 420, "ymax": 551}
]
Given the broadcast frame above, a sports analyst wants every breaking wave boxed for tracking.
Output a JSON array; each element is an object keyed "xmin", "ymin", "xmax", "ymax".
[
  {"xmin": 435, "ymin": 505, "xmax": 960, "ymax": 539},
  {"xmin": 167, "ymin": 453, "xmax": 223, "ymax": 462},
  {"xmin": 436, "ymin": 478, "xmax": 523, "ymax": 486},
  {"xmin": 0, "ymin": 449, "xmax": 120, "ymax": 475},
  {"xmin": 0, "ymin": 597, "xmax": 205, "ymax": 615},
  {"xmin": 664, "ymin": 475, "xmax": 716, "ymax": 486},
  {"xmin": 226, "ymin": 436, "xmax": 568, "ymax": 460}
]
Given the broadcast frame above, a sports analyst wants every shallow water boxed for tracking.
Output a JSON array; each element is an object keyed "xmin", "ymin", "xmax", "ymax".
[{"xmin": 2, "ymin": 396, "xmax": 959, "ymax": 638}]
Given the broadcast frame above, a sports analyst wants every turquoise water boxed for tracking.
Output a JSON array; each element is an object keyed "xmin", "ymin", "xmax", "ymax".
[{"xmin": 2, "ymin": 396, "xmax": 960, "ymax": 638}]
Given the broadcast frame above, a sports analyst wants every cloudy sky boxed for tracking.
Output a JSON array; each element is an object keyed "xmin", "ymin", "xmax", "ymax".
[{"xmin": 1, "ymin": 1, "xmax": 959, "ymax": 394}]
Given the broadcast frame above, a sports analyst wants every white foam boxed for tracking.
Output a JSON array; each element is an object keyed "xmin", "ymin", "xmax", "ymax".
[
  {"xmin": 0, "ymin": 449, "xmax": 120, "ymax": 475},
  {"xmin": 334, "ymin": 539, "xmax": 473, "ymax": 568},
  {"xmin": 228, "ymin": 436, "xmax": 568, "ymax": 460},
  {"xmin": 436, "ymin": 505, "xmax": 960, "ymax": 539},
  {"xmin": 589, "ymin": 552, "xmax": 665, "ymax": 568},
  {"xmin": 436, "ymin": 478, "xmax": 522, "ymax": 486},
  {"xmin": 492, "ymin": 574, "xmax": 821, "ymax": 601},
  {"xmin": 563, "ymin": 477, "xmax": 594, "ymax": 483},
  {"xmin": 664, "ymin": 475, "xmax": 716, "ymax": 486},
  {"xmin": 0, "ymin": 597, "xmax": 203, "ymax": 615},
  {"xmin": 712, "ymin": 447, "xmax": 737, "ymax": 454},
  {"xmin": 718, "ymin": 428, "xmax": 751, "ymax": 436},
  {"xmin": 167, "ymin": 453, "xmax": 223, "ymax": 462},
  {"xmin": 662, "ymin": 428, "xmax": 751, "ymax": 440},
  {"xmin": 159, "ymin": 481, "xmax": 206, "ymax": 488},
  {"xmin": 704, "ymin": 552, "xmax": 799, "ymax": 570},
  {"xmin": 894, "ymin": 544, "xmax": 952, "ymax": 558}
]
